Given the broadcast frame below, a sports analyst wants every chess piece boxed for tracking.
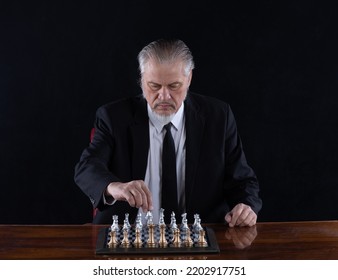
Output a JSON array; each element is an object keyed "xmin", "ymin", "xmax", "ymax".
[
  {"xmin": 180, "ymin": 213, "xmax": 189, "ymax": 232},
  {"xmin": 135, "ymin": 213, "xmax": 143, "ymax": 230},
  {"xmin": 193, "ymin": 214, "xmax": 203, "ymax": 232},
  {"xmin": 121, "ymin": 228, "xmax": 131, "ymax": 247},
  {"xmin": 170, "ymin": 211, "xmax": 178, "ymax": 230},
  {"xmin": 123, "ymin": 213, "xmax": 131, "ymax": 230},
  {"xmin": 146, "ymin": 211, "xmax": 154, "ymax": 226},
  {"xmin": 133, "ymin": 227, "xmax": 143, "ymax": 248},
  {"xmin": 172, "ymin": 228, "xmax": 181, "ymax": 247},
  {"xmin": 159, "ymin": 208, "xmax": 165, "ymax": 226},
  {"xmin": 184, "ymin": 227, "xmax": 193, "ymax": 247},
  {"xmin": 111, "ymin": 215, "xmax": 119, "ymax": 232},
  {"xmin": 147, "ymin": 223, "xmax": 156, "ymax": 247},
  {"xmin": 108, "ymin": 229, "xmax": 119, "ymax": 248},
  {"xmin": 197, "ymin": 229, "xmax": 208, "ymax": 247},
  {"xmin": 158, "ymin": 224, "xmax": 168, "ymax": 247}
]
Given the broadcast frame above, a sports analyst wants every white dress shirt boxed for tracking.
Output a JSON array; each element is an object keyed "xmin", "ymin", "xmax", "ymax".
[{"xmin": 140, "ymin": 103, "xmax": 186, "ymax": 224}]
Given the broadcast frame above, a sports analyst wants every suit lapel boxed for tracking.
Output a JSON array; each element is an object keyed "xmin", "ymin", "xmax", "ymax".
[
  {"xmin": 130, "ymin": 97, "xmax": 149, "ymax": 180},
  {"xmin": 184, "ymin": 94, "xmax": 205, "ymax": 210}
]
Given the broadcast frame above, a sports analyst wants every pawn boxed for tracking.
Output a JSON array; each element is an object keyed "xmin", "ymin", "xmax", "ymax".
[
  {"xmin": 184, "ymin": 227, "xmax": 193, "ymax": 247},
  {"xmin": 135, "ymin": 213, "xmax": 143, "ymax": 230},
  {"xmin": 121, "ymin": 228, "xmax": 131, "ymax": 247},
  {"xmin": 193, "ymin": 214, "xmax": 203, "ymax": 232},
  {"xmin": 133, "ymin": 227, "xmax": 143, "ymax": 248},
  {"xmin": 111, "ymin": 215, "xmax": 119, "ymax": 232},
  {"xmin": 172, "ymin": 228, "xmax": 181, "ymax": 247},
  {"xmin": 123, "ymin": 213, "xmax": 131, "ymax": 231},
  {"xmin": 108, "ymin": 229, "xmax": 119, "ymax": 248},
  {"xmin": 180, "ymin": 213, "xmax": 189, "ymax": 232},
  {"xmin": 170, "ymin": 211, "xmax": 178, "ymax": 230},
  {"xmin": 158, "ymin": 208, "xmax": 165, "ymax": 226},
  {"xmin": 197, "ymin": 229, "xmax": 208, "ymax": 247}
]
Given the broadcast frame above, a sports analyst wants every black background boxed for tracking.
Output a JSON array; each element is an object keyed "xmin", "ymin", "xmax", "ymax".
[{"xmin": 1, "ymin": 1, "xmax": 337, "ymax": 224}]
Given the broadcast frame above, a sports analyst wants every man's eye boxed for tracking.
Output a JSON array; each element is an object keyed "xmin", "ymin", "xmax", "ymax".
[
  {"xmin": 169, "ymin": 83, "xmax": 181, "ymax": 90},
  {"xmin": 149, "ymin": 84, "xmax": 161, "ymax": 90}
]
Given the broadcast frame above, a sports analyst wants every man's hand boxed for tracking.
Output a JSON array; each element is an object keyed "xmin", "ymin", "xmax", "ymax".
[
  {"xmin": 224, "ymin": 203, "xmax": 257, "ymax": 227},
  {"xmin": 105, "ymin": 180, "xmax": 153, "ymax": 212}
]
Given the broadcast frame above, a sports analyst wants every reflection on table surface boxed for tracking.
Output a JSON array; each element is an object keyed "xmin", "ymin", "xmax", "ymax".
[{"xmin": 1, "ymin": 220, "xmax": 338, "ymax": 259}]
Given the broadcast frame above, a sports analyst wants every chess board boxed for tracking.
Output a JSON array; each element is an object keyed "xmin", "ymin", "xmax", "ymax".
[{"xmin": 95, "ymin": 225, "xmax": 220, "ymax": 255}]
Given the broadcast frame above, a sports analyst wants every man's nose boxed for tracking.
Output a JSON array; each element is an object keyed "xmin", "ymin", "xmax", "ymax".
[{"xmin": 158, "ymin": 87, "xmax": 171, "ymax": 100}]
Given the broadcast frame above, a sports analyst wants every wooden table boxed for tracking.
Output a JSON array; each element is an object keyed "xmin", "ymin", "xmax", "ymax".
[{"xmin": 1, "ymin": 220, "xmax": 338, "ymax": 259}]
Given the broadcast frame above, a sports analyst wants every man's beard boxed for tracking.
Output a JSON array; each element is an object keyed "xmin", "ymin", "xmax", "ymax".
[{"xmin": 151, "ymin": 110, "xmax": 175, "ymax": 125}]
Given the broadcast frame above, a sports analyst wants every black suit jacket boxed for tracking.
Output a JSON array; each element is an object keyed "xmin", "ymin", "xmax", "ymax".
[{"xmin": 74, "ymin": 92, "xmax": 262, "ymax": 224}]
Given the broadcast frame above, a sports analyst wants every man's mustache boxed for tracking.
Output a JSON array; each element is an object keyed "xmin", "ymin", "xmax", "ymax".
[{"xmin": 154, "ymin": 102, "xmax": 176, "ymax": 109}]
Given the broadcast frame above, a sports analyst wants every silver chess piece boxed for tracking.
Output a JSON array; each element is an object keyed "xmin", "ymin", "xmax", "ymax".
[
  {"xmin": 111, "ymin": 215, "xmax": 119, "ymax": 232},
  {"xmin": 193, "ymin": 213, "xmax": 203, "ymax": 232},
  {"xmin": 122, "ymin": 213, "xmax": 131, "ymax": 231},
  {"xmin": 158, "ymin": 208, "xmax": 165, "ymax": 226},
  {"xmin": 145, "ymin": 211, "xmax": 154, "ymax": 226},
  {"xmin": 180, "ymin": 213, "xmax": 189, "ymax": 232},
  {"xmin": 170, "ymin": 211, "xmax": 178, "ymax": 230},
  {"xmin": 135, "ymin": 212, "xmax": 143, "ymax": 230}
]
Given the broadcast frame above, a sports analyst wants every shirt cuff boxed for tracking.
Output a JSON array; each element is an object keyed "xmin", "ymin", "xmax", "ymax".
[{"xmin": 102, "ymin": 193, "xmax": 117, "ymax": 205}]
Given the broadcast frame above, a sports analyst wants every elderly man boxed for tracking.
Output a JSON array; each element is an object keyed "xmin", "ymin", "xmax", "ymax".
[{"xmin": 74, "ymin": 39, "xmax": 262, "ymax": 226}]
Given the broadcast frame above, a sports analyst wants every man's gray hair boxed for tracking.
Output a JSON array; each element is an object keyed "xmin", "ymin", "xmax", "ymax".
[{"xmin": 137, "ymin": 39, "xmax": 195, "ymax": 77}]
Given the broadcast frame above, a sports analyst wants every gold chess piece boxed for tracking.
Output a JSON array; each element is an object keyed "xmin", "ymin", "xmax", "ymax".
[
  {"xmin": 133, "ymin": 227, "xmax": 143, "ymax": 248},
  {"xmin": 197, "ymin": 229, "xmax": 208, "ymax": 247},
  {"xmin": 172, "ymin": 228, "xmax": 181, "ymax": 247},
  {"xmin": 147, "ymin": 224, "xmax": 156, "ymax": 247},
  {"xmin": 158, "ymin": 224, "xmax": 168, "ymax": 247},
  {"xmin": 185, "ymin": 227, "xmax": 193, "ymax": 247},
  {"xmin": 108, "ymin": 230, "xmax": 119, "ymax": 248},
  {"xmin": 121, "ymin": 229, "xmax": 131, "ymax": 247}
]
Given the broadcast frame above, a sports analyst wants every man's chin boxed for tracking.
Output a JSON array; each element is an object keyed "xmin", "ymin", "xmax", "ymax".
[{"xmin": 152, "ymin": 111, "xmax": 175, "ymax": 124}]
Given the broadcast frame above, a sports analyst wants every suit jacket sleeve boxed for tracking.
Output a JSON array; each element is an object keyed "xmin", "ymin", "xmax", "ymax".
[
  {"xmin": 74, "ymin": 105, "xmax": 121, "ymax": 209},
  {"xmin": 223, "ymin": 105, "xmax": 262, "ymax": 214}
]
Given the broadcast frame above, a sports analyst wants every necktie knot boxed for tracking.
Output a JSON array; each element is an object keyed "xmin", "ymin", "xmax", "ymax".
[{"xmin": 164, "ymin": 122, "xmax": 172, "ymax": 132}]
